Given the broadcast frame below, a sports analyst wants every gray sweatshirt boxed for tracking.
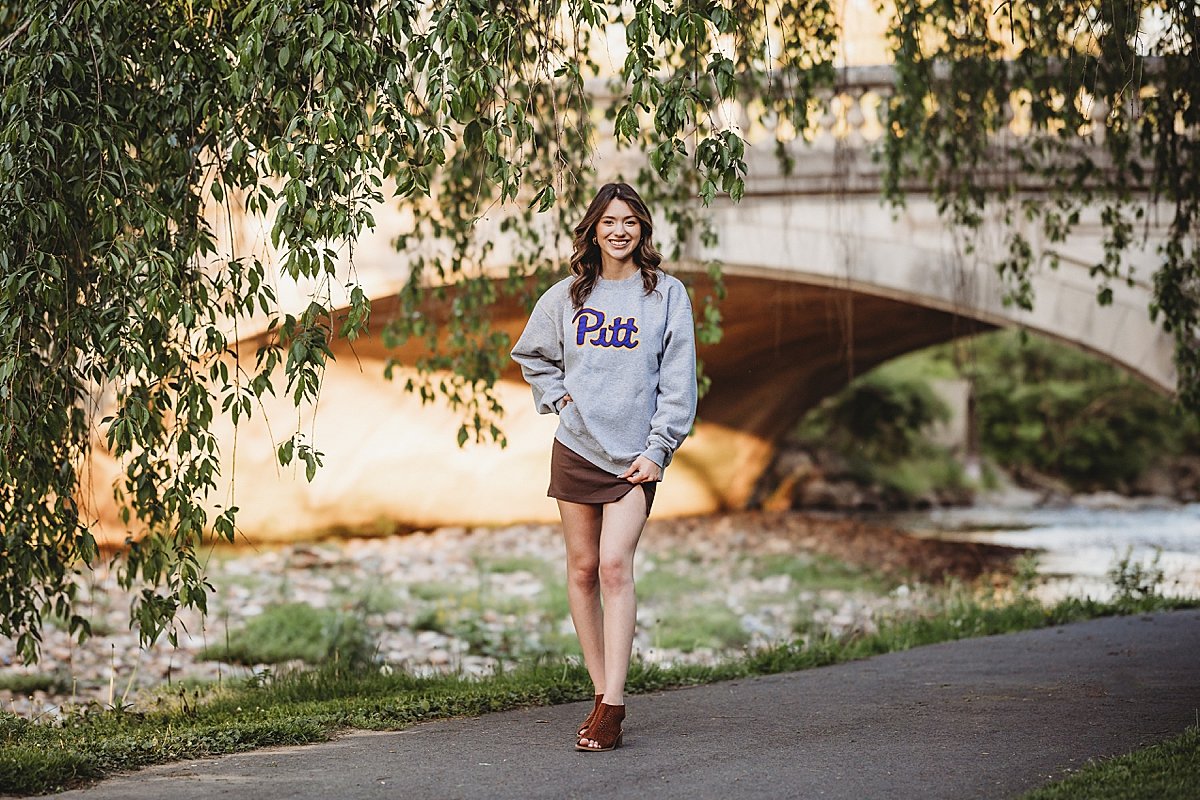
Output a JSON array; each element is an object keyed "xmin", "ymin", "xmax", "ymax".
[{"xmin": 510, "ymin": 270, "xmax": 698, "ymax": 475}]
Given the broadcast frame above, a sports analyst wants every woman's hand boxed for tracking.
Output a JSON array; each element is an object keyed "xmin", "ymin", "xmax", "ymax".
[{"xmin": 620, "ymin": 455, "xmax": 661, "ymax": 484}]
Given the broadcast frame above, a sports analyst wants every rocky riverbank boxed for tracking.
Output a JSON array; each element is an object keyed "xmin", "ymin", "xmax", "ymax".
[{"xmin": 0, "ymin": 512, "xmax": 1022, "ymax": 720}]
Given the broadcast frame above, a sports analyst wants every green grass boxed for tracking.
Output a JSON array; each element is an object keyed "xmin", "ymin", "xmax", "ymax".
[
  {"xmin": 535, "ymin": 578, "xmax": 570, "ymax": 621},
  {"xmin": 0, "ymin": 672, "xmax": 70, "ymax": 695},
  {"xmin": 651, "ymin": 603, "xmax": 750, "ymax": 652},
  {"xmin": 206, "ymin": 571, "xmax": 274, "ymax": 594},
  {"xmin": 4, "ymin": 593, "xmax": 1196, "ymax": 796},
  {"xmin": 637, "ymin": 559, "xmax": 711, "ymax": 597},
  {"xmin": 200, "ymin": 603, "xmax": 374, "ymax": 667},
  {"xmin": 473, "ymin": 555, "xmax": 550, "ymax": 575},
  {"xmin": 1020, "ymin": 726, "xmax": 1200, "ymax": 800},
  {"xmin": 408, "ymin": 580, "xmax": 466, "ymax": 603},
  {"xmin": 749, "ymin": 552, "xmax": 894, "ymax": 593},
  {"xmin": 326, "ymin": 583, "xmax": 403, "ymax": 616},
  {"xmin": 412, "ymin": 596, "xmax": 569, "ymax": 661}
]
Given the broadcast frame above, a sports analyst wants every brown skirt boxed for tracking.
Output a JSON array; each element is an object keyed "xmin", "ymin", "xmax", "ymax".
[{"xmin": 548, "ymin": 439, "xmax": 657, "ymax": 516}]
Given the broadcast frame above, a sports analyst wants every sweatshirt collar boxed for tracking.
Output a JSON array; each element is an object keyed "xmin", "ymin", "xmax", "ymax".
[{"xmin": 595, "ymin": 270, "xmax": 645, "ymax": 289}]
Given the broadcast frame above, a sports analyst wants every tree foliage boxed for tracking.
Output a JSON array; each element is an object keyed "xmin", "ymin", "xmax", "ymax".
[
  {"xmin": 0, "ymin": 0, "xmax": 1196, "ymax": 659},
  {"xmin": 798, "ymin": 373, "xmax": 952, "ymax": 464},
  {"xmin": 967, "ymin": 331, "xmax": 1200, "ymax": 490}
]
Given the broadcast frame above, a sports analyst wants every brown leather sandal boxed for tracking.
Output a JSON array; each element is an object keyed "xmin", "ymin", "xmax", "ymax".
[
  {"xmin": 575, "ymin": 703, "xmax": 625, "ymax": 751},
  {"xmin": 577, "ymin": 693, "xmax": 605, "ymax": 738}
]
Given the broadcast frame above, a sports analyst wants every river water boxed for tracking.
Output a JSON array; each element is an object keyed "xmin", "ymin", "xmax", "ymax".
[{"xmin": 887, "ymin": 500, "xmax": 1200, "ymax": 602}]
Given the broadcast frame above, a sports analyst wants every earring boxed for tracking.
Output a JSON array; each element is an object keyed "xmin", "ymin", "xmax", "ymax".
[{"xmin": 592, "ymin": 237, "xmax": 597, "ymax": 245}]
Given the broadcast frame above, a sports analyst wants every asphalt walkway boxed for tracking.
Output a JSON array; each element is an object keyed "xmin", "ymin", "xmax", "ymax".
[{"xmin": 56, "ymin": 610, "xmax": 1200, "ymax": 800}]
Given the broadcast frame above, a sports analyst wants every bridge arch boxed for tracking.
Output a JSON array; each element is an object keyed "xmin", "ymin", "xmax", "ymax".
[{"xmin": 700, "ymin": 193, "xmax": 1176, "ymax": 394}]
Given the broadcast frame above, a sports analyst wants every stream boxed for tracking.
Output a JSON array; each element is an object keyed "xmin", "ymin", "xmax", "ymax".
[{"xmin": 888, "ymin": 500, "xmax": 1200, "ymax": 602}]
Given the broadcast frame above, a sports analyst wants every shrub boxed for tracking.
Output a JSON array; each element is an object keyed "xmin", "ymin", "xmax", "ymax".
[
  {"xmin": 797, "ymin": 372, "xmax": 951, "ymax": 464},
  {"xmin": 967, "ymin": 331, "xmax": 1200, "ymax": 490}
]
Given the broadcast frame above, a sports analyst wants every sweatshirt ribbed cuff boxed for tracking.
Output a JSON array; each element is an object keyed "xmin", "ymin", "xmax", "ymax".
[{"xmin": 642, "ymin": 443, "xmax": 670, "ymax": 469}]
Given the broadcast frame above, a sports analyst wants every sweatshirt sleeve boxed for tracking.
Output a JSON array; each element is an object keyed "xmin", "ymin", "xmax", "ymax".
[
  {"xmin": 641, "ymin": 283, "xmax": 698, "ymax": 468},
  {"xmin": 510, "ymin": 298, "xmax": 568, "ymax": 415}
]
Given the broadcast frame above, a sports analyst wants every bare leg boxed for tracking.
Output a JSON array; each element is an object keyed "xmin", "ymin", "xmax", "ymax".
[
  {"xmin": 580, "ymin": 485, "xmax": 647, "ymax": 748},
  {"xmin": 558, "ymin": 499, "xmax": 605, "ymax": 695}
]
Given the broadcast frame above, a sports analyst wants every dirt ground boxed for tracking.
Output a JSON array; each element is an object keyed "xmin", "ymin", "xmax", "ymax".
[{"xmin": 648, "ymin": 510, "xmax": 1025, "ymax": 583}]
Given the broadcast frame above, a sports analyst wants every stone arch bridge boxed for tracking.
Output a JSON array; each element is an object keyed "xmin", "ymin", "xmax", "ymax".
[{"xmin": 88, "ymin": 68, "xmax": 1178, "ymax": 542}]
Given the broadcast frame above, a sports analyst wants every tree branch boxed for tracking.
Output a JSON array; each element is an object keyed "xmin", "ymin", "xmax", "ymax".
[{"xmin": 0, "ymin": 1, "xmax": 82, "ymax": 53}]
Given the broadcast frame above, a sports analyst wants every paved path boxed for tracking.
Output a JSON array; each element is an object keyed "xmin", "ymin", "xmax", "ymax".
[{"xmin": 56, "ymin": 611, "xmax": 1200, "ymax": 800}]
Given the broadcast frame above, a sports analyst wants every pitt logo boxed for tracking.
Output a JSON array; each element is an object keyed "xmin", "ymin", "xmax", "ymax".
[{"xmin": 572, "ymin": 308, "xmax": 639, "ymax": 349}]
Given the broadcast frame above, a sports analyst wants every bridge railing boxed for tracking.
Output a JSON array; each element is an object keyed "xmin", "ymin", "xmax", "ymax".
[{"xmin": 592, "ymin": 63, "xmax": 1147, "ymax": 197}]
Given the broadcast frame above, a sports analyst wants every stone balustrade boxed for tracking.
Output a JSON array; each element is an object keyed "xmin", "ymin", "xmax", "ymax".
[{"xmin": 591, "ymin": 62, "xmax": 1153, "ymax": 197}]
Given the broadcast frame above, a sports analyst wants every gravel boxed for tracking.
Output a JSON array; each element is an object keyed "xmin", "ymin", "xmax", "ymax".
[{"xmin": 0, "ymin": 513, "xmax": 976, "ymax": 720}]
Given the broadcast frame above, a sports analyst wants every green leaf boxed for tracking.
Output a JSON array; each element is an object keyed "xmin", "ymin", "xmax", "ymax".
[{"xmin": 528, "ymin": 184, "xmax": 556, "ymax": 212}]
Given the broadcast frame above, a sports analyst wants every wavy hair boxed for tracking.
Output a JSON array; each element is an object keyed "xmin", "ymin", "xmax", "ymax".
[{"xmin": 568, "ymin": 182, "xmax": 662, "ymax": 309}]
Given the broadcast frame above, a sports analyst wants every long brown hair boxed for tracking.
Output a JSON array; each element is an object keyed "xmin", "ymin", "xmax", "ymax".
[{"xmin": 568, "ymin": 182, "xmax": 662, "ymax": 309}]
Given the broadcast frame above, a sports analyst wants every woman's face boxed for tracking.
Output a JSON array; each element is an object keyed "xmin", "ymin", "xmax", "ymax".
[{"xmin": 594, "ymin": 198, "xmax": 642, "ymax": 264}]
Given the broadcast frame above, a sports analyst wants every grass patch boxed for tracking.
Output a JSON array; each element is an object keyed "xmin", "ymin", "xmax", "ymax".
[
  {"xmin": 651, "ymin": 604, "xmax": 751, "ymax": 652},
  {"xmin": 409, "ymin": 581, "xmax": 472, "ymax": 603},
  {"xmin": 410, "ymin": 587, "xmax": 535, "ymax": 635},
  {"xmin": 535, "ymin": 578, "xmax": 570, "ymax": 621},
  {"xmin": 749, "ymin": 552, "xmax": 893, "ymax": 593},
  {"xmin": 200, "ymin": 603, "xmax": 374, "ymax": 667},
  {"xmin": 473, "ymin": 555, "xmax": 548, "ymax": 575},
  {"xmin": 539, "ymin": 627, "xmax": 583, "ymax": 657},
  {"xmin": 0, "ymin": 672, "xmax": 70, "ymax": 695},
  {"xmin": 1020, "ymin": 726, "xmax": 1200, "ymax": 800},
  {"xmin": 3, "ymin": 593, "xmax": 1196, "ymax": 796},
  {"xmin": 637, "ymin": 559, "xmax": 710, "ymax": 598},
  {"xmin": 413, "ymin": 598, "xmax": 569, "ymax": 660},
  {"xmin": 207, "ymin": 571, "xmax": 274, "ymax": 594},
  {"xmin": 329, "ymin": 584, "xmax": 402, "ymax": 616},
  {"xmin": 451, "ymin": 618, "xmax": 546, "ymax": 659}
]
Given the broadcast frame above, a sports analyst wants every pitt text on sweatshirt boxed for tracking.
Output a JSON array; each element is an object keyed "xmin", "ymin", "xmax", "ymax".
[{"xmin": 510, "ymin": 270, "xmax": 698, "ymax": 475}]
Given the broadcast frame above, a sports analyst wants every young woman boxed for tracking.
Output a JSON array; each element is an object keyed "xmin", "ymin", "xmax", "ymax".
[{"xmin": 510, "ymin": 182, "xmax": 698, "ymax": 752}]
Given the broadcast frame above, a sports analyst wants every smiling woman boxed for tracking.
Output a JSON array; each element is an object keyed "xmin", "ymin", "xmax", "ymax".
[{"xmin": 510, "ymin": 182, "xmax": 698, "ymax": 752}]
